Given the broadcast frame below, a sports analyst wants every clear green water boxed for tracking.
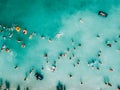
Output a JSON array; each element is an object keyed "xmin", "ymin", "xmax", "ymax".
[{"xmin": 0, "ymin": 0, "xmax": 120, "ymax": 90}]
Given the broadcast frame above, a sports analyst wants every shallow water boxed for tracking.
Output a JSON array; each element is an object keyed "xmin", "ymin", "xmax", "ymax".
[{"xmin": 0, "ymin": 0, "xmax": 120, "ymax": 90}]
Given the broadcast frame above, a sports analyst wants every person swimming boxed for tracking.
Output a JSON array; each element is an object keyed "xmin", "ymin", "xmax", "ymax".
[
  {"xmin": 56, "ymin": 81, "xmax": 66, "ymax": 90},
  {"xmin": 2, "ymin": 36, "xmax": 6, "ymax": 40},
  {"xmin": 21, "ymin": 43, "xmax": 25, "ymax": 48},
  {"xmin": 24, "ymin": 77, "xmax": 28, "ymax": 81},
  {"xmin": 55, "ymin": 32, "xmax": 64, "ymax": 39},
  {"xmin": 109, "ymin": 68, "xmax": 113, "ymax": 72},
  {"xmin": 67, "ymin": 48, "xmax": 70, "ymax": 52},
  {"xmin": 41, "ymin": 35, "xmax": 45, "ymax": 39},
  {"xmin": 77, "ymin": 59, "xmax": 80, "ymax": 65},
  {"xmin": 78, "ymin": 43, "xmax": 81, "ymax": 47},
  {"xmin": 44, "ymin": 53, "xmax": 48, "ymax": 58},
  {"xmin": 1, "ymin": 44, "xmax": 6, "ymax": 50},
  {"xmin": 79, "ymin": 18, "xmax": 84, "ymax": 23},
  {"xmin": 117, "ymin": 85, "xmax": 120, "ymax": 90},
  {"xmin": 73, "ymin": 47, "xmax": 76, "ymax": 50},
  {"xmin": 17, "ymin": 39, "xmax": 22, "ymax": 43},
  {"xmin": 106, "ymin": 40, "xmax": 112, "ymax": 47},
  {"xmin": 14, "ymin": 66, "xmax": 18, "ymax": 70},
  {"xmin": 41, "ymin": 66, "xmax": 44, "ymax": 70},
  {"xmin": 8, "ymin": 33, "xmax": 13, "ymax": 38},
  {"xmin": 69, "ymin": 74, "xmax": 73, "ymax": 78},
  {"xmin": 48, "ymin": 38, "xmax": 52, "ymax": 43},
  {"xmin": 29, "ymin": 32, "xmax": 36, "ymax": 39},
  {"xmin": 6, "ymin": 48, "xmax": 10, "ymax": 53},
  {"xmin": 51, "ymin": 65, "xmax": 56, "ymax": 72},
  {"xmin": 69, "ymin": 57, "xmax": 72, "ymax": 60},
  {"xmin": 96, "ymin": 34, "xmax": 100, "ymax": 39}
]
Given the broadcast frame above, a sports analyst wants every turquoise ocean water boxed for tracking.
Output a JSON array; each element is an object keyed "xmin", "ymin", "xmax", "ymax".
[{"xmin": 0, "ymin": 0, "xmax": 120, "ymax": 90}]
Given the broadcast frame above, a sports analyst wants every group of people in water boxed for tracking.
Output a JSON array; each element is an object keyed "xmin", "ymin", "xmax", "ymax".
[
  {"xmin": 0, "ymin": 24, "xmax": 37, "ymax": 54},
  {"xmin": 0, "ymin": 17, "xmax": 120, "ymax": 90}
]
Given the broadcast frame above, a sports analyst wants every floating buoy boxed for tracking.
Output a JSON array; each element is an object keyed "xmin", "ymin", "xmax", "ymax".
[
  {"xmin": 15, "ymin": 26, "xmax": 21, "ymax": 32},
  {"xmin": 23, "ymin": 30, "xmax": 27, "ymax": 34}
]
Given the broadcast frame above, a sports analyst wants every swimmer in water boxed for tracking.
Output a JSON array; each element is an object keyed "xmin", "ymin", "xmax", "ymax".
[
  {"xmin": 44, "ymin": 53, "xmax": 48, "ymax": 58},
  {"xmin": 29, "ymin": 32, "xmax": 36, "ymax": 39},
  {"xmin": 29, "ymin": 69, "xmax": 34, "ymax": 75},
  {"xmin": 117, "ymin": 85, "xmax": 120, "ymax": 90},
  {"xmin": 69, "ymin": 74, "xmax": 73, "ymax": 78},
  {"xmin": 98, "ymin": 53, "xmax": 101, "ymax": 57},
  {"xmin": 2, "ymin": 36, "xmax": 6, "ymax": 40},
  {"xmin": 51, "ymin": 65, "xmax": 56, "ymax": 72},
  {"xmin": 78, "ymin": 43, "xmax": 81, "ymax": 47},
  {"xmin": 69, "ymin": 57, "xmax": 72, "ymax": 60},
  {"xmin": 80, "ymin": 79, "xmax": 83, "ymax": 85},
  {"xmin": 24, "ymin": 77, "xmax": 28, "ymax": 81},
  {"xmin": 58, "ymin": 57, "xmax": 60, "ymax": 60},
  {"xmin": 99, "ymin": 61, "xmax": 102, "ymax": 64},
  {"xmin": 48, "ymin": 38, "xmax": 52, "ymax": 43},
  {"xmin": 73, "ymin": 64, "xmax": 76, "ymax": 67},
  {"xmin": 29, "ymin": 34, "xmax": 33, "ymax": 39},
  {"xmin": 72, "ymin": 53, "xmax": 75, "ymax": 57},
  {"xmin": 63, "ymin": 53, "xmax": 67, "ymax": 57},
  {"xmin": 41, "ymin": 35, "xmax": 45, "ymax": 39},
  {"xmin": 54, "ymin": 61, "xmax": 56, "ymax": 65},
  {"xmin": 41, "ymin": 66, "xmax": 44, "ymax": 70},
  {"xmin": 108, "ymin": 82, "xmax": 112, "ymax": 87},
  {"xmin": 14, "ymin": 66, "xmax": 18, "ymax": 70},
  {"xmin": 67, "ymin": 48, "xmax": 70, "ymax": 52},
  {"xmin": 17, "ymin": 39, "xmax": 21, "ymax": 43},
  {"xmin": 8, "ymin": 33, "xmax": 13, "ymax": 38},
  {"xmin": 96, "ymin": 67, "xmax": 100, "ymax": 70},
  {"xmin": 46, "ymin": 60, "xmax": 49, "ymax": 63},
  {"xmin": 109, "ymin": 68, "xmax": 113, "ymax": 72},
  {"xmin": 106, "ymin": 40, "xmax": 112, "ymax": 47},
  {"xmin": 55, "ymin": 32, "xmax": 64, "ymax": 39},
  {"xmin": 59, "ymin": 53, "xmax": 63, "ymax": 57},
  {"xmin": 79, "ymin": 18, "xmax": 84, "ymax": 23},
  {"xmin": 73, "ymin": 47, "xmax": 76, "ymax": 50},
  {"xmin": 3, "ymin": 26, "xmax": 6, "ymax": 29},
  {"xmin": 1, "ymin": 44, "xmax": 6, "ymax": 50},
  {"xmin": 71, "ymin": 38, "xmax": 74, "ymax": 43},
  {"xmin": 96, "ymin": 34, "xmax": 100, "ymax": 39},
  {"xmin": 21, "ymin": 43, "xmax": 25, "ymax": 48},
  {"xmin": 6, "ymin": 48, "xmax": 10, "ymax": 53},
  {"xmin": 77, "ymin": 59, "xmax": 80, "ymax": 65}
]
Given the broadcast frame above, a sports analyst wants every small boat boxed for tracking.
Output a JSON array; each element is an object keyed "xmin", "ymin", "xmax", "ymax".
[
  {"xmin": 35, "ymin": 72, "xmax": 44, "ymax": 80},
  {"xmin": 98, "ymin": 11, "xmax": 108, "ymax": 17}
]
